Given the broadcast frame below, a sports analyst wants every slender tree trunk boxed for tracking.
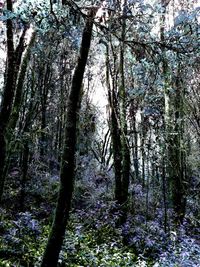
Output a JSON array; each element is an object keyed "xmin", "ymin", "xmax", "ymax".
[
  {"xmin": 104, "ymin": 41, "xmax": 122, "ymax": 203},
  {"xmin": 41, "ymin": 10, "xmax": 96, "ymax": 267},
  {"xmin": 111, "ymin": 105, "xmax": 123, "ymax": 202},
  {"xmin": 146, "ymin": 142, "xmax": 150, "ymax": 223},
  {"xmin": 8, "ymin": 32, "xmax": 36, "ymax": 132},
  {"xmin": 141, "ymin": 113, "xmax": 146, "ymax": 188},
  {"xmin": 119, "ymin": 0, "xmax": 130, "ymax": 204},
  {"xmin": 39, "ymin": 64, "xmax": 51, "ymax": 159},
  {"xmin": 170, "ymin": 67, "xmax": 186, "ymax": 224},
  {"xmin": 162, "ymin": 156, "xmax": 168, "ymax": 233},
  {"xmin": 40, "ymin": 106, "xmax": 47, "ymax": 158},
  {"xmin": 133, "ymin": 115, "xmax": 139, "ymax": 181},
  {"xmin": 2, "ymin": 33, "xmax": 36, "ymax": 181},
  {"xmin": 19, "ymin": 141, "xmax": 29, "ymax": 211}
]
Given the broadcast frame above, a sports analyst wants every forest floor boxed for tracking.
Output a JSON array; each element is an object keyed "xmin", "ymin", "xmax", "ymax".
[{"xmin": 0, "ymin": 168, "xmax": 200, "ymax": 266}]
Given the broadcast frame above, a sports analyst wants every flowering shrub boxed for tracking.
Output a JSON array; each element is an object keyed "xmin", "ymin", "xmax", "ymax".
[
  {"xmin": 153, "ymin": 235, "xmax": 200, "ymax": 266},
  {"xmin": 0, "ymin": 211, "xmax": 49, "ymax": 266},
  {"xmin": 59, "ymin": 220, "xmax": 149, "ymax": 267}
]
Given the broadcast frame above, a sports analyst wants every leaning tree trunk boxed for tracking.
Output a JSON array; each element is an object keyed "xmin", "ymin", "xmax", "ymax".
[{"xmin": 41, "ymin": 9, "xmax": 96, "ymax": 267}]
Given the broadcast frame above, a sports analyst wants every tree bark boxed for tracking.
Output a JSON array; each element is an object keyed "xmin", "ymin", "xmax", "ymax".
[
  {"xmin": 170, "ymin": 67, "xmax": 186, "ymax": 224},
  {"xmin": 8, "ymin": 32, "xmax": 36, "ymax": 132},
  {"xmin": 41, "ymin": 10, "xmax": 96, "ymax": 267},
  {"xmin": 0, "ymin": 0, "xmax": 15, "ymax": 201},
  {"xmin": 19, "ymin": 141, "xmax": 29, "ymax": 211},
  {"xmin": 104, "ymin": 41, "xmax": 122, "ymax": 203},
  {"xmin": 132, "ymin": 114, "xmax": 139, "ymax": 181},
  {"xmin": 119, "ymin": 0, "xmax": 130, "ymax": 205},
  {"xmin": 160, "ymin": 1, "xmax": 186, "ymax": 224},
  {"xmin": 0, "ymin": 1, "xmax": 27, "ymax": 200}
]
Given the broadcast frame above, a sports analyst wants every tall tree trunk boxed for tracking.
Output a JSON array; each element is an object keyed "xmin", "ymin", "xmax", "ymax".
[
  {"xmin": 161, "ymin": 0, "xmax": 186, "ymax": 224},
  {"xmin": 111, "ymin": 102, "xmax": 123, "ymax": 202},
  {"xmin": 0, "ymin": 0, "xmax": 27, "ymax": 200},
  {"xmin": 119, "ymin": 0, "xmax": 130, "ymax": 204},
  {"xmin": 2, "ymin": 33, "xmax": 36, "ymax": 182},
  {"xmin": 104, "ymin": 1, "xmax": 130, "ymax": 206},
  {"xmin": 8, "ymin": 32, "xmax": 36, "ymax": 132},
  {"xmin": 0, "ymin": 0, "xmax": 15, "ymax": 201},
  {"xmin": 160, "ymin": 0, "xmax": 172, "ymax": 202},
  {"xmin": 170, "ymin": 66, "xmax": 186, "ymax": 224},
  {"xmin": 41, "ymin": 9, "xmax": 96, "ymax": 267},
  {"xmin": 104, "ymin": 41, "xmax": 122, "ymax": 203}
]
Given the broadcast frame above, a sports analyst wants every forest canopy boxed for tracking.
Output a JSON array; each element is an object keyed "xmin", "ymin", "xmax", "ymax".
[{"xmin": 0, "ymin": 0, "xmax": 200, "ymax": 266}]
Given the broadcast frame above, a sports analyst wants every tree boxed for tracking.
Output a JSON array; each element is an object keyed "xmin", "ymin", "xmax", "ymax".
[
  {"xmin": 119, "ymin": 0, "xmax": 130, "ymax": 205},
  {"xmin": 0, "ymin": 0, "xmax": 28, "ymax": 201},
  {"xmin": 160, "ymin": 0, "xmax": 188, "ymax": 224},
  {"xmin": 41, "ymin": 8, "xmax": 96, "ymax": 266}
]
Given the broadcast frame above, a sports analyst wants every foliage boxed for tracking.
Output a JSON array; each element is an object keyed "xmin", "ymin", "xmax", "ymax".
[
  {"xmin": 154, "ymin": 234, "xmax": 200, "ymax": 267},
  {"xmin": 61, "ymin": 228, "xmax": 137, "ymax": 266},
  {"xmin": 0, "ymin": 210, "xmax": 50, "ymax": 266},
  {"xmin": 0, "ymin": 0, "xmax": 200, "ymax": 266}
]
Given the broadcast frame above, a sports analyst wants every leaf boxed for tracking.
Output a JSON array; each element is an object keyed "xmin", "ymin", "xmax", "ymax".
[
  {"xmin": 174, "ymin": 10, "xmax": 192, "ymax": 27},
  {"xmin": 0, "ymin": 10, "xmax": 17, "ymax": 21},
  {"xmin": 0, "ymin": 15, "xmax": 7, "ymax": 21}
]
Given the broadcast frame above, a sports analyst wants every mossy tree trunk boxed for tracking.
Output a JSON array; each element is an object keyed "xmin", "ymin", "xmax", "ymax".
[
  {"xmin": 0, "ymin": 0, "xmax": 27, "ymax": 201},
  {"xmin": 41, "ymin": 9, "xmax": 96, "ymax": 267},
  {"xmin": 161, "ymin": 1, "xmax": 186, "ymax": 225},
  {"xmin": 170, "ymin": 65, "xmax": 186, "ymax": 224}
]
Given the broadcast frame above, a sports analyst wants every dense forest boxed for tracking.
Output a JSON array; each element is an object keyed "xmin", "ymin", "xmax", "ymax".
[{"xmin": 0, "ymin": 0, "xmax": 200, "ymax": 266}]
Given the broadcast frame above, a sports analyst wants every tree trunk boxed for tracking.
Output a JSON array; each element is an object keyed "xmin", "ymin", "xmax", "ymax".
[
  {"xmin": 160, "ymin": 1, "xmax": 186, "ymax": 224},
  {"xmin": 104, "ymin": 41, "xmax": 122, "ymax": 203},
  {"xmin": 41, "ymin": 10, "xmax": 96, "ymax": 267},
  {"xmin": 133, "ymin": 115, "xmax": 139, "ymax": 181},
  {"xmin": 162, "ymin": 155, "xmax": 168, "ymax": 232},
  {"xmin": 170, "ymin": 67, "xmax": 186, "ymax": 224},
  {"xmin": 19, "ymin": 141, "xmax": 29, "ymax": 211},
  {"xmin": 0, "ymin": 0, "xmax": 27, "ymax": 200},
  {"xmin": 119, "ymin": 0, "xmax": 130, "ymax": 205},
  {"xmin": 39, "ymin": 63, "xmax": 51, "ymax": 159},
  {"xmin": 0, "ymin": 0, "xmax": 16, "ymax": 201},
  {"xmin": 8, "ymin": 32, "xmax": 36, "ymax": 132}
]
